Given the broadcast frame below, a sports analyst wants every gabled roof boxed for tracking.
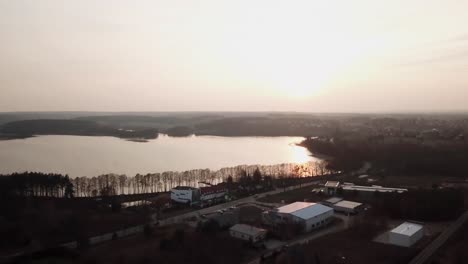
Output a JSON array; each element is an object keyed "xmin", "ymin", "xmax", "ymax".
[{"xmin": 277, "ymin": 202, "xmax": 333, "ymax": 220}]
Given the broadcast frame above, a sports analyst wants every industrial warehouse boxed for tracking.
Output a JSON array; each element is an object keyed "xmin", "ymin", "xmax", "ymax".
[{"xmin": 263, "ymin": 202, "xmax": 334, "ymax": 232}]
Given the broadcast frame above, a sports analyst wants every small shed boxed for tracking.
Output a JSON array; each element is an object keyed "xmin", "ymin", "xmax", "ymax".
[
  {"xmin": 321, "ymin": 197, "xmax": 343, "ymax": 207},
  {"xmin": 333, "ymin": 200, "xmax": 363, "ymax": 214},
  {"xmin": 229, "ymin": 224, "xmax": 267, "ymax": 243},
  {"xmin": 388, "ymin": 222, "xmax": 424, "ymax": 247}
]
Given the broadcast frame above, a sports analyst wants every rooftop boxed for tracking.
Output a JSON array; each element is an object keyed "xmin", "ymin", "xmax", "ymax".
[
  {"xmin": 325, "ymin": 181, "xmax": 340, "ymax": 188},
  {"xmin": 390, "ymin": 222, "xmax": 423, "ymax": 236},
  {"xmin": 277, "ymin": 202, "xmax": 333, "ymax": 220},
  {"xmin": 230, "ymin": 224, "xmax": 266, "ymax": 236},
  {"xmin": 324, "ymin": 197, "xmax": 343, "ymax": 204},
  {"xmin": 334, "ymin": 200, "xmax": 363, "ymax": 209},
  {"xmin": 342, "ymin": 185, "xmax": 408, "ymax": 193},
  {"xmin": 173, "ymin": 186, "xmax": 197, "ymax": 190}
]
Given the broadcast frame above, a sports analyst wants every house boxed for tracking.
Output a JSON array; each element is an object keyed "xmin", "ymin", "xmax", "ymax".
[
  {"xmin": 270, "ymin": 202, "xmax": 334, "ymax": 232},
  {"xmin": 324, "ymin": 181, "xmax": 340, "ymax": 195},
  {"xmin": 332, "ymin": 200, "xmax": 363, "ymax": 214},
  {"xmin": 229, "ymin": 224, "xmax": 267, "ymax": 243},
  {"xmin": 388, "ymin": 222, "xmax": 424, "ymax": 247}
]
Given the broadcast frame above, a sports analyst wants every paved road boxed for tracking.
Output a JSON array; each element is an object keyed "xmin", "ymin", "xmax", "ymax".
[
  {"xmin": 408, "ymin": 210, "xmax": 468, "ymax": 264},
  {"xmin": 157, "ymin": 181, "xmax": 319, "ymax": 226}
]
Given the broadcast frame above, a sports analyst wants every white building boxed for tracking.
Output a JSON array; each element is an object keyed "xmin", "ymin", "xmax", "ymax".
[
  {"xmin": 171, "ymin": 185, "xmax": 227, "ymax": 205},
  {"xmin": 333, "ymin": 200, "xmax": 363, "ymax": 214},
  {"xmin": 342, "ymin": 185, "xmax": 408, "ymax": 194},
  {"xmin": 170, "ymin": 186, "xmax": 200, "ymax": 204},
  {"xmin": 275, "ymin": 202, "xmax": 334, "ymax": 232},
  {"xmin": 388, "ymin": 222, "xmax": 424, "ymax": 247},
  {"xmin": 229, "ymin": 224, "xmax": 267, "ymax": 243}
]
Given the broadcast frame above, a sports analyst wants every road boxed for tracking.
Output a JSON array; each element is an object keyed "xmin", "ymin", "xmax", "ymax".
[
  {"xmin": 57, "ymin": 180, "xmax": 320, "ymax": 249},
  {"xmin": 408, "ymin": 209, "xmax": 468, "ymax": 264},
  {"xmin": 157, "ymin": 181, "xmax": 319, "ymax": 226}
]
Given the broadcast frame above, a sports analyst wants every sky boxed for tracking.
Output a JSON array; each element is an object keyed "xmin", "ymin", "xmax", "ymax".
[{"xmin": 1, "ymin": 0, "xmax": 468, "ymax": 113}]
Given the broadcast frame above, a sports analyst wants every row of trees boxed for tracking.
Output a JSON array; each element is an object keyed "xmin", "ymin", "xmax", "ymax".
[
  {"xmin": 1, "ymin": 160, "xmax": 333, "ymax": 198},
  {"xmin": 0, "ymin": 172, "xmax": 74, "ymax": 198},
  {"xmin": 70, "ymin": 161, "xmax": 332, "ymax": 197}
]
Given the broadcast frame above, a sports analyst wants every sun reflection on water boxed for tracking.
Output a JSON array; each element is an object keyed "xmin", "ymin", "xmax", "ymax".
[{"xmin": 290, "ymin": 144, "xmax": 312, "ymax": 164}]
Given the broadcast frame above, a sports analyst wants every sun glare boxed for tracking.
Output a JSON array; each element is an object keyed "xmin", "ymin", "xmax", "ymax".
[{"xmin": 291, "ymin": 145, "xmax": 312, "ymax": 164}]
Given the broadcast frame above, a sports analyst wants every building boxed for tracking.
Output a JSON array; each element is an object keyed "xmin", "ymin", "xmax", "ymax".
[
  {"xmin": 270, "ymin": 202, "xmax": 334, "ymax": 232},
  {"xmin": 200, "ymin": 185, "xmax": 227, "ymax": 202},
  {"xmin": 324, "ymin": 181, "xmax": 340, "ymax": 195},
  {"xmin": 333, "ymin": 200, "xmax": 363, "ymax": 214},
  {"xmin": 388, "ymin": 222, "xmax": 424, "ymax": 247},
  {"xmin": 342, "ymin": 185, "xmax": 408, "ymax": 194},
  {"xmin": 170, "ymin": 186, "xmax": 200, "ymax": 204},
  {"xmin": 229, "ymin": 224, "xmax": 267, "ymax": 243},
  {"xmin": 170, "ymin": 185, "xmax": 227, "ymax": 206},
  {"xmin": 321, "ymin": 197, "xmax": 343, "ymax": 207}
]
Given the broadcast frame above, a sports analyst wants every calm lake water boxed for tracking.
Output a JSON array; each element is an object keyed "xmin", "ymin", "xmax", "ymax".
[{"xmin": 0, "ymin": 135, "xmax": 317, "ymax": 177}]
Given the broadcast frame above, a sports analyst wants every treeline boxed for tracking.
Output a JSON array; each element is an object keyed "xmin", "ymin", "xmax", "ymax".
[
  {"xmin": 0, "ymin": 161, "xmax": 332, "ymax": 199},
  {"xmin": 194, "ymin": 117, "xmax": 334, "ymax": 137},
  {"xmin": 71, "ymin": 161, "xmax": 332, "ymax": 197},
  {"xmin": 0, "ymin": 119, "xmax": 159, "ymax": 140},
  {"xmin": 0, "ymin": 172, "xmax": 74, "ymax": 198},
  {"xmin": 302, "ymin": 137, "xmax": 468, "ymax": 176}
]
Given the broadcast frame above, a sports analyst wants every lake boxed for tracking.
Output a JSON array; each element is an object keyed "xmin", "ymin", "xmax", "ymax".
[{"xmin": 0, "ymin": 135, "xmax": 318, "ymax": 177}]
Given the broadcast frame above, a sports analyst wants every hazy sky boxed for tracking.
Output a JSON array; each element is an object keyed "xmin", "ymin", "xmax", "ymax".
[{"xmin": 1, "ymin": 0, "xmax": 468, "ymax": 112}]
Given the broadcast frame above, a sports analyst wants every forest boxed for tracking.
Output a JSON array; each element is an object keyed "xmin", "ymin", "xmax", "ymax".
[
  {"xmin": 0, "ymin": 119, "xmax": 159, "ymax": 140},
  {"xmin": 0, "ymin": 172, "xmax": 74, "ymax": 198},
  {"xmin": 301, "ymin": 136, "xmax": 468, "ymax": 177}
]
